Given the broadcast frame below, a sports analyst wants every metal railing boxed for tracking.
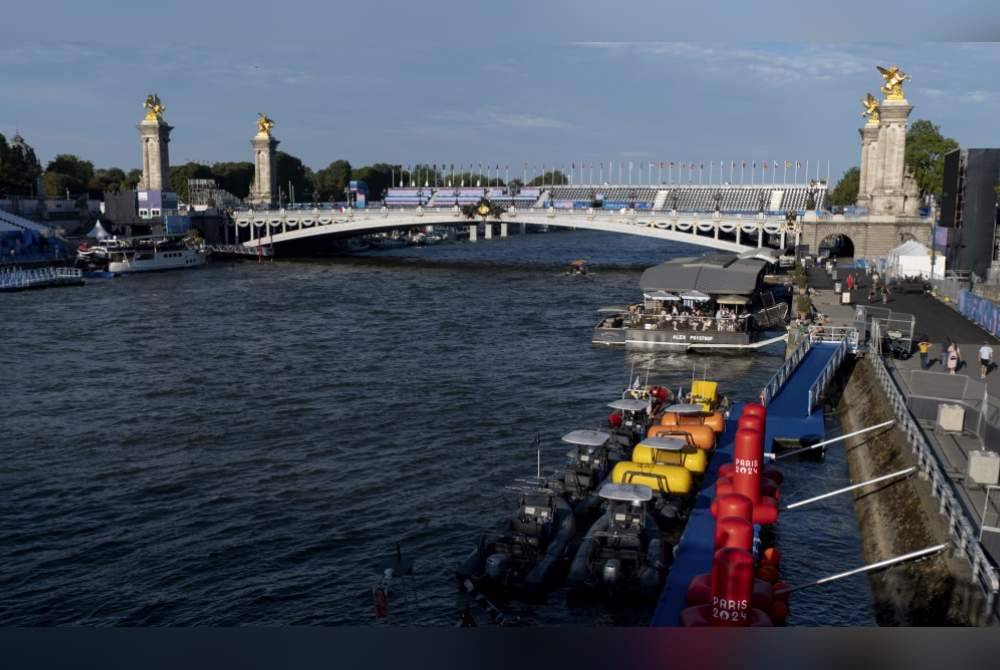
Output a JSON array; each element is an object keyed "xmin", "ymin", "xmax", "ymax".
[
  {"xmin": 807, "ymin": 336, "xmax": 850, "ymax": 415},
  {"xmin": 808, "ymin": 325, "xmax": 860, "ymax": 351},
  {"xmin": 760, "ymin": 335, "xmax": 812, "ymax": 407},
  {"xmin": 869, "ymin": 351, "xmax": 1000, "ymax": 616},
  {"xmin": 0, "ymin": 266, "xmax": 81, "ymax": 290}
]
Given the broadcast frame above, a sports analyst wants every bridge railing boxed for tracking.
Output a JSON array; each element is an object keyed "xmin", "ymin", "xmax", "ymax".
[
  {"xmin": 760, "ymin": 335, "xmax": 811, "ymax": 407},
  {"xmin": 808, "ymin": 325, "xmax": 860, "ymax": 352},
  {"xmin": 868, "ymin": 344, "xmax": 1000, "ymax": 619},
  {"xmin": 806, "ymin": 335, "xmax": 850, "ymax": 415}
]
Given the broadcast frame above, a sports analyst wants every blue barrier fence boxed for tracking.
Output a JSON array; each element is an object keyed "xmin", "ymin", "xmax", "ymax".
[{"xmin": 959, "ymin": 290, "xmax": 1000, "ymax": 337}]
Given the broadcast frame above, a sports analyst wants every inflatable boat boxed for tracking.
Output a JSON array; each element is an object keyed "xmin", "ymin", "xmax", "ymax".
[
  {"xmin": 567, "ymin": 483, "xmax": 667, "ymax": 600},
  {"xmin": 456, "ymin": 491, "xmax": 576, "ymax": 595}
]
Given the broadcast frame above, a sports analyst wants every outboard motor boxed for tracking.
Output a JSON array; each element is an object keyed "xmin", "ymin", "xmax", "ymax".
[
  {"xmin": 602, "ymin": 558, "xmax": 621, "ymax": 585},
  {"xmin": 485, "ymin": 553, "xmax": 510, "ymax": 581}
]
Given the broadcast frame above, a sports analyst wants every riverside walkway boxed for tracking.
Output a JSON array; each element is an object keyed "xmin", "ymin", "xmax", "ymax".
[
  {"xmin": 651, "ymin": 340, "xmax": 843, "ymax": 626},
  {"xmin": 802, "ymin": 263, "xmax": 1000, "ymax": 616}
]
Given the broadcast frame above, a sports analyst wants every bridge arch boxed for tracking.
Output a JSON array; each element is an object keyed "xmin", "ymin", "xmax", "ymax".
[{"xmin": 818, "ymin": 233, "xmax": 855, "ymax": 259}]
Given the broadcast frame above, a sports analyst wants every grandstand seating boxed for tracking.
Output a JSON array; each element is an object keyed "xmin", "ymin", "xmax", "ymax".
[
  {"xmin": 385, "ymin": 184, "xmax": 827, "ymax": 212},
  {"xmin": 656, "ymin": 185, "xmax": 827, "ymax": 214},
  {"xmin": 547, "ymin": 187, "xmax": 659, "ymax": 205},
  {"xmin": 385, "ymin": 188, "xmax": 433, "ymax": 207},
  {"xmin": 0, "ymin": 207, "xmax": 68, "ymax": 265}
]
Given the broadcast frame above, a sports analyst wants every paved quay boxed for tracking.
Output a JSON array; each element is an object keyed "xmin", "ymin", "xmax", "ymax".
[{"xmin": 806, "ymin": 265, "xmax": 1000, "ymax": 569}]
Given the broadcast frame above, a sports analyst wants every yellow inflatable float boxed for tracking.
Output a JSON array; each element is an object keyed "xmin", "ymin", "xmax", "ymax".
[
  {"xmin": 611, "ymin": 461, "xmax": 694, "ymax": 495},
  {"xmin": 631, "ymin": 437, "xmax": 708, "ymax": 474}
]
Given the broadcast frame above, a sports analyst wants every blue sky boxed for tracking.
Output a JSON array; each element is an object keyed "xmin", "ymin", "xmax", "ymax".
[{"xmin": 2, "ymin": 1, "xmax": 999, "ymax": 184}]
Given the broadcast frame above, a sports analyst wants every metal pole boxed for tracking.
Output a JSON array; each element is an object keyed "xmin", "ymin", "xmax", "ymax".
[
  {"xmin": 768, "ymin": 419, "xmax": 895, "ymax": 461},
  {"xmin": 783, "ymin": 466, "xmax": 916, "ymax": 510},
  {"xmin": 776, "ymin": 544, "xmax": 949, "ymax": 595}
]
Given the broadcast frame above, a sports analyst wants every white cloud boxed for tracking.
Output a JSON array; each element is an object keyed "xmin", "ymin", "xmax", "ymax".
[
  {"xmin": 492, "ymin": 113, "xmax": 570, "ymax": 129},
  {"xmin": 969, "ymin": 90, "xmax": 990, "ymax": 103},
  {"xmin": 428, "ymin": 108, "xmax": 571, "ymax": 131}
]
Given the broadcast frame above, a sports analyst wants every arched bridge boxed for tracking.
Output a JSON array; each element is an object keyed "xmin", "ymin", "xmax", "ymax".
[{"xmin": 231, "ymin": 207, "xmax": 801, "ymax": 254}]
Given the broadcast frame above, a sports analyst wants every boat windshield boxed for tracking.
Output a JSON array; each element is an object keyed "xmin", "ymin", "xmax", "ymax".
[
  {"xmin": 664, "ymin": 403, "xmax": 707, "ymax": 415},
  {"xmin": 561, "ymin": 430, "xmax": 611, "ymax": 447},
  {"xmin": 598, "ymin": 482, "xmax": 652, "ymax": 503},
  {"xmin": 608, "ymin": 398, "xmax": 648, "ymax": 413},
  {"xmin": 636, "ymin": 437, "xmax": 689, "ymax": 452}
]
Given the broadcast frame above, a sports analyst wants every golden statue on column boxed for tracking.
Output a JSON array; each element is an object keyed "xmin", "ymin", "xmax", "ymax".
[
  {"xmin": 876, "ymin": 65, "xmax": 910, "ymax": 100},
  {"xmin": 143, "ymin": 93, "xmax": 165, "ymax": 120},
  {"xmin": 256, "ymin": 113, "xmax": 276, "ymax": 136},
  {"xmin": 861, "ymin": 93, "xmax": 880, "ymax": 125}
]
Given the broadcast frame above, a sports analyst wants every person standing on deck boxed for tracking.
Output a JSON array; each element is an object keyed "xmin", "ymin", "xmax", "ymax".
[
  {"xmin": 980, "ymin": 343, "xmax": 994, "ymax": 379},
  {"xmin": 918, "ymin": 338, "xmax": 931, "ymax": 370}
]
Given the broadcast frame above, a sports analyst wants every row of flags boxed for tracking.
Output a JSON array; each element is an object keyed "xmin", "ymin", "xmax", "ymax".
[{"xmin": 396, "ymin": 161, "xmax": 806, "ymax": 171}]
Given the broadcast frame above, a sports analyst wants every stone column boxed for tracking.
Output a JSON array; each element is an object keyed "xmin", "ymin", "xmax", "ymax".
[
  {"xmin": 869, "ymin": 98, "xmax": 912, "ymax": 216},
  {"xmin": 856, "ymin": 124, "xmax": 879, "ymax": 208},
  {"xmin": 500, "ymin": 222, "xmax": 508, "ymax": 238},
  {"xmin": 469, "ymin": 224, "xmax": 478, "ymax": 242},
  {"xmin": 138, "ymin": 117, "xmax": 172, "ymax": 191},
  {"xmin": 484, "ymin": 222, "xmax": 493, "ymax": 239},
  {"xmin": 250, "ymin": 132, "xmax": 279, "ymax": 206}
]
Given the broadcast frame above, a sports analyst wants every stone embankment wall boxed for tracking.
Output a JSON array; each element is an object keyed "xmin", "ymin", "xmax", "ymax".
[{"xmin": 828, "ymin": 357, "xmax": 986, "ymax": 625}]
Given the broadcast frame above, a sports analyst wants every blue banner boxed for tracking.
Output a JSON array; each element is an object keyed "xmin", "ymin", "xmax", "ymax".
[{"xmin": 959, "ymin": 290, "xmax": 1000, "ymax": 337}]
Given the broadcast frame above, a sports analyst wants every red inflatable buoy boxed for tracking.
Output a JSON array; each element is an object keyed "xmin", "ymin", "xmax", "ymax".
[
  {"xmin": 741, "ymin": 402, "xmax": 766, "ymax": 420},
  {"xmin": 710, "ymin": 492, "xmax": 752, "ymax": 522},
  {"xmin": 680, "ymin": 547, "xmax": 772, "ymax": 627},
  {"xmin": 715, "ymin": 516, "xmax": 754, "ymax": 553}
]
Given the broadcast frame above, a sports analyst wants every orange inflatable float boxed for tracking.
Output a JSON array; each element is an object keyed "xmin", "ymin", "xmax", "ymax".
[{"xmin": 659, "ymin": 411, "xmax": 725, "ymax": 434}]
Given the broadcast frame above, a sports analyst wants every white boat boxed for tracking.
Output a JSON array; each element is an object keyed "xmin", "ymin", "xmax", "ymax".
[{"xmin": 107, "ymin": 246, "xmax": 208, "ymax": 273}]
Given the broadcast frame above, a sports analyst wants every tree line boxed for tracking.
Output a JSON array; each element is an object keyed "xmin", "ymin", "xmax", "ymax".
[
  {"xmin": 4, "ymin": 118, "xmax": 954, "ymax": 207},
  {"xmin": 1, "ymin": 135, "xmax": 571, "ymax": 205}
]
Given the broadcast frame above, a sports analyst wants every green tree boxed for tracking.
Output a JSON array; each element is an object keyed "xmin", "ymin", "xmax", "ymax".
[
  {"xmin": 828, "ymin": 166, "xmax": 860, "ymax": 207},
  {"xmin": 210, "ymin": 161, "xmax": 254, "ymax": 199},
  {"xmin": 46, "ymin": 154, "xmax": 94, "ymax": 186},
  {"xmin": 42, "ymin": 171, "xmax": 82, "ymax": 199},
  {"xmin": 905, "ymin": 119, "xmax": 958, "ymax": 200},
  {"xmin": 528, "ymin": 170, "xmax": 568, "ymax": 187},
  {"xmin": 169, "ymin": 162, "xmax": 214, "ymax": 201},
  {"xmin": 123, "ymin": 169, "xmax": 142, "ymax": 190},
  {"xmin": 275, "ymin": 151, "xmax": 314, "ymax": 204},
  {"xmin": 314, "ymin": 159, "xmax": 352, "ymax": 201},
  {"xmin": 88, "ymin": 167, "xmax": 127, "ymax": 196},
  {"xmin": 0, "ymin": 133, "xmax": 43, "ymax": 196}
]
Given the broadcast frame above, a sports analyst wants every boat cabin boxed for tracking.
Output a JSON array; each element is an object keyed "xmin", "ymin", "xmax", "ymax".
[{"xmin": 598, "ymin": 482, "xmax": 652, "ymax": 531}]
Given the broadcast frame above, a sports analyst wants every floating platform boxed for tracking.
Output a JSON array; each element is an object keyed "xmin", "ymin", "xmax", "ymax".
[{"xmin": 650, "ymin": 343, "xmax": 839, "ymax": 625}]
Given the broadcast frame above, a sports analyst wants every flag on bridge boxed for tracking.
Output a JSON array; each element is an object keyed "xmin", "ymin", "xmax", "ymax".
[
  {"xmin": 785, "ymin": 160, "xmax": 792, "ymax": 168},
  {"xmin": 763, "ymin": 161, "xmax": 768, "ymax": 170}
]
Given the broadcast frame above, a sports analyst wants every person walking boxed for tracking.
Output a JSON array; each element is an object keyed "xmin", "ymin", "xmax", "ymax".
[
  {"xmin": 979, "ymin": 342, "xmax": 994, "ymax": 379},
  {"xmin": 918, "ymin": 338, "xmax": 931, "ymax": 370},
  {"xmin": 881, "ymin": 285, "xmax": 889, "ymax": 304},
  {"xmin": 868, "ymin": 284, "xmax": 876, "ymax": 304},
  {"xmin": 947, "ymin": 343, "xmax": 960, "ymax": 375}
]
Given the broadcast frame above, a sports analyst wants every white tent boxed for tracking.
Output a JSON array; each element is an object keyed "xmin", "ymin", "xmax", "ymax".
[
  {"xmin": 886, "ymin": 240, "xmax": 945, "ymax": 279},
  {"xmin": 86, "ymin": 220, "xmax": 111, "ymax": 240}
]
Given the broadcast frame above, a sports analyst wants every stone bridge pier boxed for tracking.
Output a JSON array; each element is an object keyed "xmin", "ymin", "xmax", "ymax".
[{"xmin": 798, "ymin": 213, "xmax": 932, "ymax": 259}]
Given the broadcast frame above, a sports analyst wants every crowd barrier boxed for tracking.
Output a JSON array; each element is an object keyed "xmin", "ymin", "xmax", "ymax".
[{"xmin": 959, "ymin": 290, "xmax": 1000, "ymax": 337}]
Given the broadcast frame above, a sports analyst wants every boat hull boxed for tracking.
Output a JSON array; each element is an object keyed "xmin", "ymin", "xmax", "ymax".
[{"xmin": 108, "ymin": 249, "xmax": 207, "ymax": 274}]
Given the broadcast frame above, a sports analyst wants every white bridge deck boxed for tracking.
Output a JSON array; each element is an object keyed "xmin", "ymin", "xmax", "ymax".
[{"xmin": 233, "ymin": 207, "xmax": 802, "ymax": 253}]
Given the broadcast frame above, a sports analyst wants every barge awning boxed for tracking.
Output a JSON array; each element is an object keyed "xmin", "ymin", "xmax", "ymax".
[{"xmin": 639, "ymin": 254, "xmax": 767, "ymax": 296}]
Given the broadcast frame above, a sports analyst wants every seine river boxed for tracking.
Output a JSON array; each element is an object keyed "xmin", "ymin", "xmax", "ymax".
[{"xmin": 0, "ymin": 230, "xmax": 874, "ymax": 625}]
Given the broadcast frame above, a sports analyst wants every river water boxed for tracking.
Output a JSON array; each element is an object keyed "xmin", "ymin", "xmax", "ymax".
[{"xmin": 0, "ymin": 230, "xmax": 874, "ymax": 625}]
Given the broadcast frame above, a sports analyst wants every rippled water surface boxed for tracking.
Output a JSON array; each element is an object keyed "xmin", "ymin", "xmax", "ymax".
[{"xmin": 0, "ymin": 230, "xmax": 874, "ymax": 625}]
